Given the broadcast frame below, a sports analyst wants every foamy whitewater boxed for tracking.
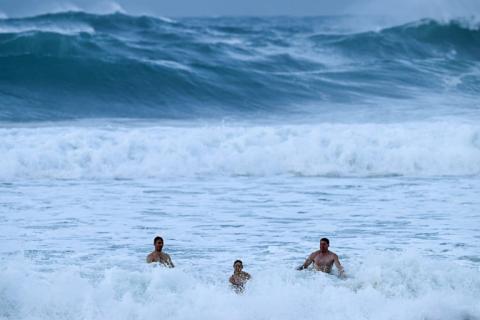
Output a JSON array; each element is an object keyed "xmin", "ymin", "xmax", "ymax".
[{"xmin": 0, "ymin": 11, "xmax": 480, "ymax": 320}]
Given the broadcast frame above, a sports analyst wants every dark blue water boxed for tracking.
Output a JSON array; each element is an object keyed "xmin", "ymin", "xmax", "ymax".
[{"xmin": 1, "ymin": 12, "xmax": 479, "ymax": 121}]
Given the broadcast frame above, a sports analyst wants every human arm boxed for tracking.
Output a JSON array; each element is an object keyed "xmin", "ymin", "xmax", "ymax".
[
  {"xmin": 333, "ymin": 254, "xmax": 345, "ymax": 278},
  {"xmin": 297, "ymin": 253, "xmax": 315, "ymax": 270}
]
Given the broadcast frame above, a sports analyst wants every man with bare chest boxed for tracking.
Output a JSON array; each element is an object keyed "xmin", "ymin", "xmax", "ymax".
[
  {"xmin": 297, "ymin": 238, "xmax": 345, "ymax": 277},
  {"xmin": 146, "ymin": 236, "xmax": 174, "ymax": 267}
]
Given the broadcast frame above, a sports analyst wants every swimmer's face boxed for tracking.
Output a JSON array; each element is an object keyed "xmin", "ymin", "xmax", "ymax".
[
  {"xmin": 154, "ymin": 239, "xmax": 163, "ymax": 251},
  {"xmin": 320, "ymin": 240, "xmax": 329, "ymax": 252},
  {"xmin": 234, "ymin": 262, "xmax": 243, "ymax": 272}
]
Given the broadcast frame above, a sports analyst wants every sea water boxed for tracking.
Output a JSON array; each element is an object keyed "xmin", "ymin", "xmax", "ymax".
[{"xmin": 1, "ymin": 12, "xmax": 480, "ymax": 320}]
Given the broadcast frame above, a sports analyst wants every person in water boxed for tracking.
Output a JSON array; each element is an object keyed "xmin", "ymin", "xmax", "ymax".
[
  {"xmin": 229, "ymin": 260, "xmax": 251, "ymax": 292},
  {"xmin": 297, "ymin": 238, "xmax": 345, "ymax": 277},
  {"xmin": 146, "ymin": 236, "xmax": 174, "ymax": 267}
]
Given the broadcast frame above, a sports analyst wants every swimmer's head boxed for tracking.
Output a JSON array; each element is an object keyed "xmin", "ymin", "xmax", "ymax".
[
  {"xmin": 320, "ymin": 238, "xmax": 329, "ymax": 252},
  {"xmin": 233, "ymin": 260, "xmax": 243, "ymax": 272},
  {"xmin": 154, "ymin": 236, "xmax": 164, "ymax": 252}
]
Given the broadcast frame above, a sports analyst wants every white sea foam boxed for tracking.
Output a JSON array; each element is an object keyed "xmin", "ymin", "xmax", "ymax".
[
  {"xmin": 1, "ymin": 121, "xmax": 479, "ymax": 179},
  {"xmin": 0, "ymin": 24, "xmax": 95, "ymax": 35},
  {"xmin": 0, "ymin": 253, "xmax": 478, "ymax": 320},
  {"xmin": 157, "ymin": 16, "xmax": 177, "ymax": 23},
  {"xmin": 145, "ymin": 59, "xmax": 192, "ymax": 71}
]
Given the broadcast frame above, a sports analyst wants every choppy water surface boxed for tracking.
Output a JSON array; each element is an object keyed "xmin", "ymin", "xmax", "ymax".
[
  {"xmin": 1, "ymin": 174, "xmax": 480, "ymax": 320},
  {"xmin": 1, "ymin": 12, "xmax": 479, "ymax": 320}
]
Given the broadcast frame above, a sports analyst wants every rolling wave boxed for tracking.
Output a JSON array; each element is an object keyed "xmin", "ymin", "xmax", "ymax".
[
  {"xmin": 0, "ymin": 12, "xmax": 479, "ymax": 121},
  {"xmin": 1, "ymin": 121, "xmax": 479, "ymax": 179}
]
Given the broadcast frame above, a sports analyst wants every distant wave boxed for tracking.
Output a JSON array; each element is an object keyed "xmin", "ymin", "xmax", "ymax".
[
  {"xmin": 0, "ymin": 12, "xmax": 479, "ymax": 121},
  {"xmin": 1, "ymin": 121, "xmax": 479, "ymax": 179},
  {"xmin": 310, "ymin": 19, "xmax": 480, "ymax": 59}
]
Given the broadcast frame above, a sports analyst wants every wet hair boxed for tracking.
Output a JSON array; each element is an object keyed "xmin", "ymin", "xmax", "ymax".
[
  {"xmin": 233, "ymin": 260, "xmax": 243, "ymax": 267},
  {"xmin": 153, "ymin": 236, "xmax": 164, "ymax": 244},
  {"xmin": 320, "ymin": 238, "xmax": 330, "ymax": 245}
]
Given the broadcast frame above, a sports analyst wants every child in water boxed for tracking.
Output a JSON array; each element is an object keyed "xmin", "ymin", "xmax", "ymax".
[{"xmin": 229, "ymin": 260, "xmax": 251, "ymax": 293}]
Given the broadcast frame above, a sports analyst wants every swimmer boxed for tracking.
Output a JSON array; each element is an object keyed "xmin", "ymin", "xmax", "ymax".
[
  {"xmin": 297, "ymin": 238, "xmax": 345, "ymax": 277},
  {"xmin": 229, "ymin": 260, "xmax": 251, "ymax": 292},
  {"xmin": 146, "ymin": 236, "xmax": 174, "ymax": 267}
]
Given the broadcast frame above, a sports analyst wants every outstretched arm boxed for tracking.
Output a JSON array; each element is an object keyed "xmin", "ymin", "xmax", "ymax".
[
  {"xmin": 297, "ymin": 253, "xmax": 315, "ymax": 270},
  {"xmin": 333, "ymin": 254, "xmax": 345, "ymax": 277}
]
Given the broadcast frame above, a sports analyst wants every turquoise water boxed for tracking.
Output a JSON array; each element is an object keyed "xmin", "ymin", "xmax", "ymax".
[{"xmin": 1, "ymin": 13, "xmax": 479, "ymax": 121}]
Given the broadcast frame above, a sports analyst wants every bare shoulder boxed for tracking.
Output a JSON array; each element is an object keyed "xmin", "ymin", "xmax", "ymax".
[
  {"xmin": 309, "ymin": 250, "xmax": 320, "ymax": 259},
  {"xmin": 146, "ymin": 252, "xmax": 154, "ymax": 262},
  {"xmin": 330, "ymin": 251, "xmax": 339, "ymax": 259}
]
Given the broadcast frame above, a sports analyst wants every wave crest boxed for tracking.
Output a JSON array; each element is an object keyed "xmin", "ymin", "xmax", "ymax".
[
  {"xmin": 0, "ymin": 13, "xmax": 478, "ymax": 121},
  {"xmin": 1, "ymin": 122, "xmax": 479, "ymax": 179}
]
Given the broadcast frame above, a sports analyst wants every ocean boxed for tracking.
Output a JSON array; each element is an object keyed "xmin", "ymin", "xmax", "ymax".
[{"xmin": 0, "ymin": 12, "xmax": 480, "ymax": 320}]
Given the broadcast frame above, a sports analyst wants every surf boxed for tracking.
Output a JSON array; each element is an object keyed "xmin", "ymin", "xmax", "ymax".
[
  {"xmin": 1, "ymin": 121, "xmax": 479, "ymax": 179},
  {"xmin": 1, "ymin": 252, "xmax": 479, "ymax": 320}
]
